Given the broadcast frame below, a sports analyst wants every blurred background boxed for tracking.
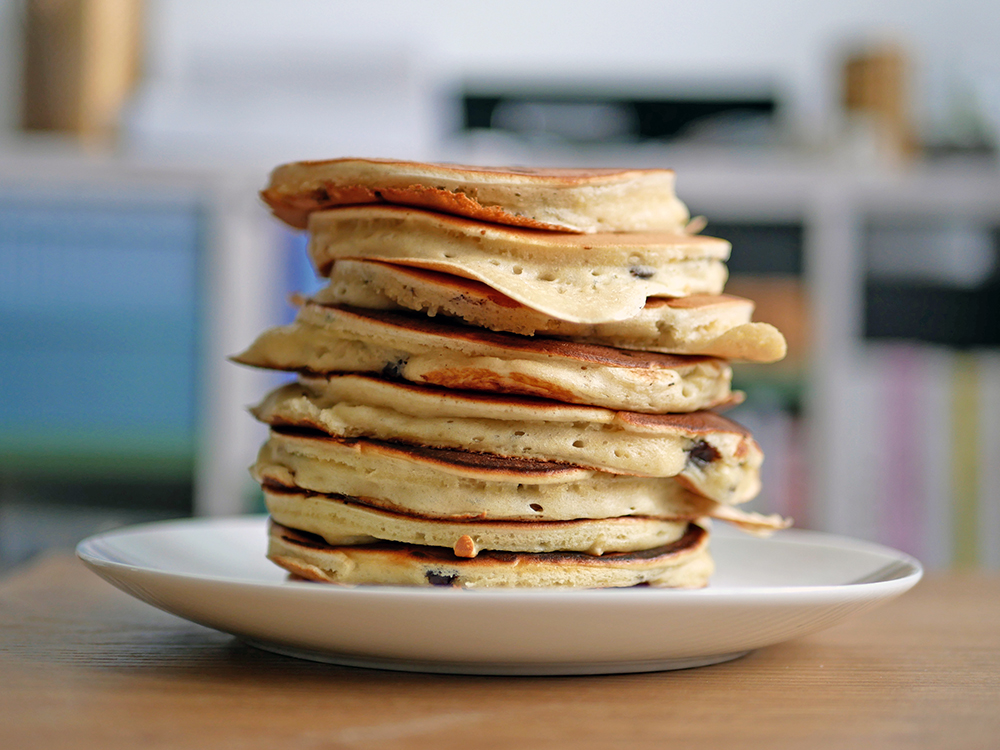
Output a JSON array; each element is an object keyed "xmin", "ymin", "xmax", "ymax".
[{"xmin": 1, "ymin": 0, "xmax": 998, "ymax": 571}]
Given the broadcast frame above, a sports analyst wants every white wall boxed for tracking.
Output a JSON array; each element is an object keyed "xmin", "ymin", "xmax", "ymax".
[
  {"xmin": 140, "ymin": 0, "xmax": 1000, "ymax": 144},
  {"xmin": 2, "ymin": 1, "xmax": 998, "ymax": 153}
]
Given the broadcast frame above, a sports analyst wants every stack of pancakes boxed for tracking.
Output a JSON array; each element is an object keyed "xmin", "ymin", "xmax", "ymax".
[{"xmin": 235, "ymin": 158, "xmax": 790, "ymax": 588}]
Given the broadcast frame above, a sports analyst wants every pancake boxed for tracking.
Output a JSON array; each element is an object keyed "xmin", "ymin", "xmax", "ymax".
[
  {"xmin": 232, "ymin": 303, "xmax": 736, "ymax": 414},
  {"xmin": 268, "ymin": 519, "xmax": 714, "ymax": 588},
  {"xmin": 250, "ymin": 374, "xmax": 763, "ymax": 504},
  {"xmin": 260, "ymin": 157, "xmax": 691, "ymax": 233},
  {"xmin": 263, "ymin": 486, "xmax": 690, "ymax": 556},
  {"xmin": 254, "ymin": 431, "xmax": 789, "ymax": 533},
  {"xmin": 307, "ymin": 206, "xmax": 729, "ymax": 323},
  {"xmin": 317, "ymin": 259, "xmax": 788, "ymax": 362}
]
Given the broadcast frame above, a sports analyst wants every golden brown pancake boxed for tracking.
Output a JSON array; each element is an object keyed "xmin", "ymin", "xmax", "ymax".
[
  {"xmin": 263, "ymin": 485, "xmax": 691, "ymax": 556},
  {"xmin": 260, "ymin": 157, "xmax": 691, "ymax": 233},
  {"xmin": 249, "ymin": 373, "xmax": 763, "ymax": 505},
  {"xmin": 253, "ymin": 429, "xmax": 789, "ymax": 533},
  {"xmin": 306, "ymin": 205, "xmax": 729, "ymax": 323},
  {"xmin": 267, "ymin": 519, "xmax": 713, "ymax": 588},
  {"xmin": 232, "ymin": 302, "xmax": 737, "ymax": 413},
  {"xmin": 318, "ymin": 259, "xmax": 787, "ymax": 362}
]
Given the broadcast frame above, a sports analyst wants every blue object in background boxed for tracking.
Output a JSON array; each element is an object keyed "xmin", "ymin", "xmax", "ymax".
[
  {"xmin": 279, "ymin": 227, "xmax": 324, "ymax": 323},
  {"xmin": 0, "ymin": 196, "xmax": 204, "ymax": 478}
]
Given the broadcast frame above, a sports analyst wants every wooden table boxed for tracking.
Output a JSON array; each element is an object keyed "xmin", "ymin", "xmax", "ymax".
[{"xmin": 1, "ymin": 555, "xmax": 997, "ymax": 750}]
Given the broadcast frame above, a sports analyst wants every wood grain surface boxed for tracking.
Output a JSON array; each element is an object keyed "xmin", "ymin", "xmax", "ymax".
[{"xmin": 1, "ymin": 554, "xmax": 997, "ymax": 750}]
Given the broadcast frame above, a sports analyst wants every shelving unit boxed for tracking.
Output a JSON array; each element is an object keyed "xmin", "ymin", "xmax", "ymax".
[
  {"xmin": 2, "ymin": 142, "xmax": 998, "ymax": 569},
  {"xmin": 0, "ymin": 146, "xmax": 281, "ymax": 565},
  {"xmin": 674, "ymin": 155, "xmax": 1000, "ymax": 568}
]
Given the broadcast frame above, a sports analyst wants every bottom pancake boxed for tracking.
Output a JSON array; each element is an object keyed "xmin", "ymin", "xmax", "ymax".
[{"xmin": 267, "ymin": 520, "xmax": 713, "ymax": 588}]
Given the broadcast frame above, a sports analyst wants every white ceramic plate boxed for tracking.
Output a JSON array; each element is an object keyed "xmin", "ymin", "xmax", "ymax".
[{"xmin": 77, "ymin": 516, "xmax": 921, "ymax": 675}]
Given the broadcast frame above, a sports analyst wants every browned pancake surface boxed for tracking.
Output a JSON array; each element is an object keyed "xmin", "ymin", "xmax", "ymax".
[
  {"xmin": 260, "ymin": 372, "xmax": 749, "ymax": 438},
  {"xmin": 270, "ymin": 519, "xmax": 706, "ymax": 567},
  {"xmin": 261, "ymin": 158, "xmax": 680, "ymax": 231},
  {"xmin": 268, "ymin": 429, "xmax": 592, "ymax": 480},
  {"xmin": 315, "ymin": 304, "xmax": 724, "ymax": 370}
]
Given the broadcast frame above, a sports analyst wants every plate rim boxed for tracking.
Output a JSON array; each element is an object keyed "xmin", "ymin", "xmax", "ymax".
[{"xmin": 76, "ymin": 514, "xmax": 924, "ymax": 600}]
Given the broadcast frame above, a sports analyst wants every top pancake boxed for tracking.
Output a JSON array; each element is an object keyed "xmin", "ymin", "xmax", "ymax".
[{"xmin": 261, "ymin": 157, "xmax": 691, "ymax": 233}]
